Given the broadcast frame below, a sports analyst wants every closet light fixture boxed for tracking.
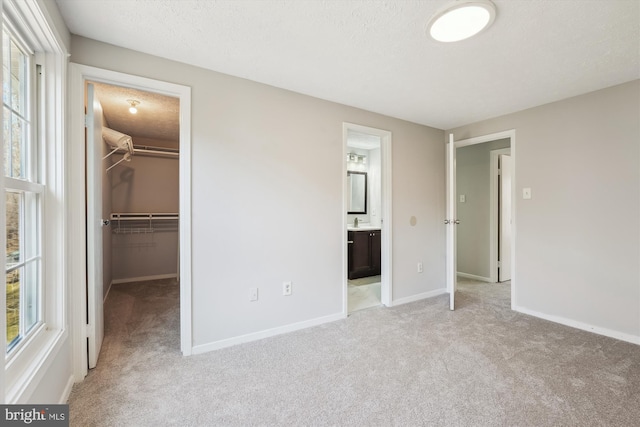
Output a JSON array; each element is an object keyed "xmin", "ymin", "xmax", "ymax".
[
  {"xmin": 127, "ymin": 99, "xmax": 140, "ymax": 114},
  {"xmin": 427, "ymin": 0, "xmax": 496, "ymax": 42}
]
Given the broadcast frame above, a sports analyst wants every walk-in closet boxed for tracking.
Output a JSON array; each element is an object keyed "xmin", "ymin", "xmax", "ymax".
[{"xmin": 88, "ymin": 81, "xmax": 181, "ymax": 363}]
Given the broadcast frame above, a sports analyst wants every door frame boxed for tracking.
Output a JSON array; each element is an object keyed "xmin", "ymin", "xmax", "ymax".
[
  {"xmin": 490, "ymin": 147, "xmax": 511, "ymax": 283},
  {"xmin": 452, "ymin": 130, "xmax": 516, "ymax": 309},
  {"xmin": 342, "ymin": 123, "xmax": 392, "ymax": 313},
  {"xmin": 69, "ymin": 64, "xmax": 193, "ymax": 381}
]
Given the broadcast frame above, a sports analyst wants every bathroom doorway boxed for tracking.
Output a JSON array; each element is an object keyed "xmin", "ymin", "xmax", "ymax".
[{"xmin": 343, "ymin": 123, "xmax": 392, "ymax": 314}]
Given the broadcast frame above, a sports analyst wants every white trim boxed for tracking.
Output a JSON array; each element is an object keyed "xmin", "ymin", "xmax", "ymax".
[
  {"xmin": 342, "ymin": 123, "xmax": 393, "ymax": 313},
  {"xmin": 192, "ymin": 312, "xmax": 346, "ymax": 355},
  {"xmin": 58, "ymin": 374, "xmax": 74, "ymax": 404},
  {"xmin": 5, "ymin": 329, "xmax": 67, "ymax": 403},
  {"xmin": 110, "ymin": 274, "xmax": 178, "ymax": 285},
  {"xmin": 457, "ymin": 272, "xmax": 492, "ymax": 282},
  {"xmin": 68, "ymin": 64, "xmax": 193, "ymax": 382},
  {"xmin": 489, "ymin": 147, "xmax": 511, "ymax": 283},
  {"xmin": 453, "ymin": 130, "xmax": 516, "ymax": 309},
  {"xmin": 514, "ymin": 305, "xmax": 640, "ymax": 346},
  {"xmin": 393, "ymin": 288, "xmax": 448, "ymax": 307}
]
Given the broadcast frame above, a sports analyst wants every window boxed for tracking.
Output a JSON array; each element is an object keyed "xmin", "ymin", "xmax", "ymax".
[
  {"xmin": 3, "ymin": 25, "xmax": 43, "ymax": 353},
  {"xmin": 1, "ymin": 0, "xmax": 66, "ymax": 403}
]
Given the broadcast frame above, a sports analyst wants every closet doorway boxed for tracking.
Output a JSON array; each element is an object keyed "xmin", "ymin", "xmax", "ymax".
[
  {"xmin": 88, "ymin": 81, "xmax": 181, "ymax": 368},
  {"xmin": 70, "ymin": 64, "xmax": 192, "ymax": 381}
]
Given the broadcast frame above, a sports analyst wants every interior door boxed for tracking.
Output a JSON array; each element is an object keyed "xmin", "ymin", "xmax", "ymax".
[
  {"xmin": 86, "ymin": 83, "xmax": 104, "ymax": 368},
  {"xmin": 499, "ymin": 154, "xmax": 512, "ymax": 281},
  {"xmin": 445, "ymin": 133, "xmax": 457, "ymax": 310}
]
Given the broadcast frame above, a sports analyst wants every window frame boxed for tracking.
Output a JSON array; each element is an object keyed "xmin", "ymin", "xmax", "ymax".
[
  {"xmin": 1, "ymin": 0, "xmax": 68, "ymax": 403},
  {"xmin": 3, "ymin": 20, "xmax": 44, "ymax": 355}
]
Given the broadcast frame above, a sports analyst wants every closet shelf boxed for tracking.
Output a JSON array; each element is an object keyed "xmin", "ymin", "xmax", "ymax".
[{"xmin": 110, "ymin": 213, "xmax": 179, "ymax": 234}]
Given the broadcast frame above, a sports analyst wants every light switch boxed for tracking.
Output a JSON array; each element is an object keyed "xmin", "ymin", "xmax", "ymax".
[
  {"xmin": 523, "ymin": 188, "xmax": 532, "ymax": 199},
  {"xmin": 459, "ymin": 195, "xmax": 466, "ymax": 203}
]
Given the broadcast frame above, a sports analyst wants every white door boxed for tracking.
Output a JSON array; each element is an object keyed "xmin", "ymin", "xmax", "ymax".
[
  {"xmin": 499, "ymin": 154, "xmax": 512, "ymax": 281},
  {"xmin": 445, "ymin": 134, "xmax": 457, "ymax": 310},
  {"xmin": 86, "ymin": 83, "xmax": 104, "ymax": 368}
]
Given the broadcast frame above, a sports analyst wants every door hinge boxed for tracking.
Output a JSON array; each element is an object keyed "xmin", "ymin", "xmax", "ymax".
[
  {"xmin": 497, "ymin": 261, "xmax": 502, "ymax": 268},
  {"xmin": 84, "ymin": 114, "xmax": 89, "ymax": 128},
  {"xmin": 497, "ymin": 168, "xmax": 502, "ymax": 175}
]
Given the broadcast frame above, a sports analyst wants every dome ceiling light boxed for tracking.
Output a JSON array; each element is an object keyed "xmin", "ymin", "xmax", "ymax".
[{"xmin": 427, "ymin": 0, "xmax": 496, "ymax": 43}]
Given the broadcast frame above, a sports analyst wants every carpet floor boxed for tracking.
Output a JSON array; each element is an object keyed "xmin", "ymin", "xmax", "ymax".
[{"xmin": 67, "ymin": 278, "xmax": 640, "ymax": 426}]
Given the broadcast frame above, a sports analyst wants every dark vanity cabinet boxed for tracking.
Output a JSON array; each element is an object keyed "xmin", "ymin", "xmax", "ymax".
[{"xmin": 348, "ymin": 229, "xmax": 381, "ymax": 279}]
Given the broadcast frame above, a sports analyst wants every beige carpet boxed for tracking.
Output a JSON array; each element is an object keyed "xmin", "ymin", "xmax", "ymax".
[{"xmin": 67, "ymin": 278, "xmax": 640, "ymax": 426}]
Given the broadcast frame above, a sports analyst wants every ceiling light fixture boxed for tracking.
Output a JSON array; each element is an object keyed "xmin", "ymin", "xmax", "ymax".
[
  {"xmin": 127, "ymin": 99, "xmax": 140, "ymax": 114},
  {"xmin": 427, "ymin": 0, "xmax": 496, "ymax": 43}
]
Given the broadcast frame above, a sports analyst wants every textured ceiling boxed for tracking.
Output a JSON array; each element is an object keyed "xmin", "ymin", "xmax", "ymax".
[
  {"xmin": 59, "ymin": 0, "xmax": 639, "ymax": 130},
  {"xmin": 92, "ymin": 82, "xmax": 179, "ymax": 143}
]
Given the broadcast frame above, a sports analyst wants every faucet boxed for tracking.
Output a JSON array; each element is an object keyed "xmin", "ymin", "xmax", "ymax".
[{"xmin": 354, "ymin": 217, "xmax": 359, "ymax": 228}]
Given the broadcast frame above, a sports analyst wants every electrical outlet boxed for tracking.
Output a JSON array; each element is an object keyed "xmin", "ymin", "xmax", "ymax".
[
  {"xmin": 283, "ymin": 281, "xmax": 292, "ymax": 296},
  {"xmin": 417, "ymin": 262, "xmax": 423, "ymax": 273},
  {"xmin": 249, "ymin": 287, "xmax": 258, "ymax": 301}
]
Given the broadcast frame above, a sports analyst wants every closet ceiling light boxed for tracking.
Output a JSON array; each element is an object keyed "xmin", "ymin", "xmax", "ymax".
[
  {"xmin": 127, "ymin": 99, "xmax": 140, "ymax": 114},
  {"xmin": 427, "ymin": 0, "xmax": 496, "ymax": 43}
]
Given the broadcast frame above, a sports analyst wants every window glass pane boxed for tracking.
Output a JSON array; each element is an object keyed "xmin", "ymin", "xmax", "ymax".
[
  {"xmin": 10, "ymin": 39, "xmax": 26, "ymax": 115},
  {"xmin": 3, "ymin": 106, "xmax": 10, "ymax": 176},
  {"xmin": 6, "ymin": 268, "xmax": 20, "ymax": 345},
  {"xmin": 6, "ymin": 191, "xmax": 21, "ymax": 267},
  {"xmin": 3, "ymin": 108, "xmax": 26, "ymax": 179},
  {"xmin": 24, "ymin": 260, "xmax": 38, "ymax": 332},
  {"xmin": 11, "ymin": 113, "xmax": 25, "ymax": 178},
  {"xmin": 2, "ymin": 30, "xmax": 10, "ymax": 107},
  {"xmin": 23, "ymin": 191, "xmax": 39, "ymax": 259}
]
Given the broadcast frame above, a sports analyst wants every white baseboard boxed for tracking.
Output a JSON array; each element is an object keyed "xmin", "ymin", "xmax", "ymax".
[
  {"xmin": 192, "ymin": 312, "xmax": 346, "ymax": 355},
  {"xmin": 514, "ymin": 305, "xmax": 640, "ymax": 346},
  {"xmin": 457, "ymin": 272, "xmax": 493, "ymax": 282},
  {"xmin": 111, "ymin": 273, "xmax": 178, "ymax": 285},
  {"xmin": 392, "ymin": 288, "xmax": 448, "ymax": 307},
  {"xmin": 59, "ymin": 375, "xmax": 75, "ymax": 404}
]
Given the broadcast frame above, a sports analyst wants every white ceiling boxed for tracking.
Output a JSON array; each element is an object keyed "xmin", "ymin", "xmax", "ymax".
[
  {"xmin": 92, "ymin": 82, "xmax": 179, "ymax": 142},
  {"xmin": 57, "ymin": 0, "xmax": 639, "ymax": 130}
]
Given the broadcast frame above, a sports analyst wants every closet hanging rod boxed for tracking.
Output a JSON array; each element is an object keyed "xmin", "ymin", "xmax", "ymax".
[{"xmin": 133, "ymin": 145, "xmax": 179, "ymax": 158}]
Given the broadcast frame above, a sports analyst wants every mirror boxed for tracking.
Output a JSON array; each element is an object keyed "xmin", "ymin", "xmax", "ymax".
[{"xmin": 347, "ymin": 171, "xmax": 367, "ymax": 214}]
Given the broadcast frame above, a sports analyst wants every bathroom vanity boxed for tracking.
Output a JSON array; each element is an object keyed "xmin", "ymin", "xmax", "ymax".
[{"xmin": 348, "ymin": 228, "xmax": 381, "ymax": 279}]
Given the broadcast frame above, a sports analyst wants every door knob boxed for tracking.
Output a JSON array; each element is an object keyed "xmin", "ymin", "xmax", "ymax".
[
  {"xmin": 454, "ymin": 220, "xmax": 460, "ymax": 224},
  {"xmin": 444, "ymin": 219, "xmax": 450, "ymax": 224}
]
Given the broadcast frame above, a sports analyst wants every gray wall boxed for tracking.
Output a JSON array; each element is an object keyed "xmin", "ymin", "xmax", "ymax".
[
  {"xmin": 456, "ymin": 138, "xmax": 510, "ymax": 279},
  {"xmin": 70, "ymin": 36, "xmax": 446, "ymax": 348},
  {"xmin": 449, "ymin": 80, "xmax": 640, "ymax": 340}
]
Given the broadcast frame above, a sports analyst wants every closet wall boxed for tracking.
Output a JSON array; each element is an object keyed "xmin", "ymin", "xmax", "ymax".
[{"xmin": 109, "ymin": 136, "xmax": 179, "ymax": 282}]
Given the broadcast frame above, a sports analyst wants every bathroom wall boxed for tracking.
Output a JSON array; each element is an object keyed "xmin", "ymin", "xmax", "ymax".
[
  {"xmin": 368, "ymin": 147, "xmax": 382, "ymax": 227},
  {"xmin": 110, "ymin": 136, "xmax": 179, "ymax": 282},
  {"xmin": 456, "ymin": 138, "xmax": 510, "ymax": 280}
]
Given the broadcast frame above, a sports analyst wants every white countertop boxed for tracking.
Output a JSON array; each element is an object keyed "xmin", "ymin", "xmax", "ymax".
[{"xmin": 347, "ymin": 225, "xmax": 381, "ymax": 231}]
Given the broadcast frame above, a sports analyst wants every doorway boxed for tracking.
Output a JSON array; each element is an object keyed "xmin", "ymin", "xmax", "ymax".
[
  {"xmin": 343, "ymin": 123, "xmax": 392, "ymax": 314},
  {"xmin": 69, "ymin": 64, "xmax": 192, "ymax": 381},
  {"xmin": 88, "ymin": 81, "xmax": 180, "ymax": 368},
  {"xmin": 446, "ymin": 130, "xmax": 516, "ymax": 310}
]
